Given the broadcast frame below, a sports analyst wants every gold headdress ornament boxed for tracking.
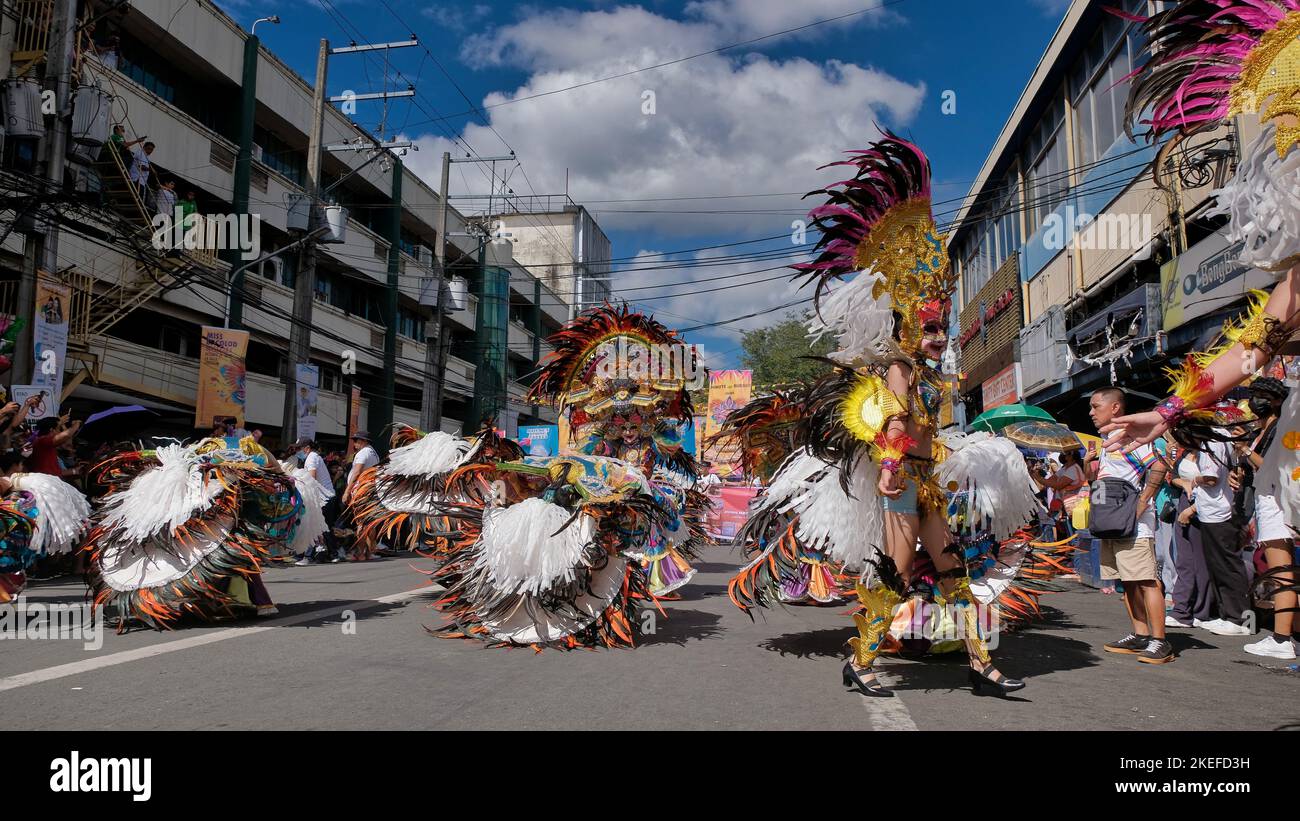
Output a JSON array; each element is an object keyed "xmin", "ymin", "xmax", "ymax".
[
  {"xmin": 526, "ymin": 303, "xmax": 695, "ymax": 428},
  {"xmin": 1124, "ymin": 1, "xmax": 1300, "ymax": 159},
  {"xmin": 794, "ymin": 131, "xmax": 955, "ymax": 358}
]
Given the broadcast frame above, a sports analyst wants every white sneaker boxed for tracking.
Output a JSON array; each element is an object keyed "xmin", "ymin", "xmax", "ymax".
[
  {"xmin": 1192, "ymin": 619, "xmax": 1206, "ymax": 627},
  {"xmin": 1201, "ymin": 619, "xmax": 1253, "ymax": 636},
  {"xmin": 294, "ymin": 558, "xmax": 311, "ymax": 567},
  {"xmin": 1165, "ymin": 615, "xmax": 1193, "ymax": 628},
  {"xmin": 1243, "ymin": 635, "xmax": 1297, "ymax": 660}
]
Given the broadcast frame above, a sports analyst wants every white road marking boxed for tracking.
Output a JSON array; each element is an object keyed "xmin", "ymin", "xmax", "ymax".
[
  {"xmin": 856, "ymin": 668, "xmax": 919, "ymax": 731},
  {"xmin": 0, "ymin": 586, "xmax": 430, "ymax": 693}
]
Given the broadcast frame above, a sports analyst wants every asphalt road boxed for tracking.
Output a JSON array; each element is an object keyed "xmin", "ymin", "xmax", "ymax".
[{"xmin": 2, "ymin": 553, "xmax": 1297, "ymax": 730}]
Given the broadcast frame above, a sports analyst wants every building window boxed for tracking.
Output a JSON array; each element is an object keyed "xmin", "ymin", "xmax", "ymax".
[
  {"xmin": 253, "ymin": 125, "xmax": 306, "ymax": 188},
  {"xmin": 960, "ymin": 174, "xmax": 1020, "ymax": 305},
  {"xmin": 1071, "ymin": 5, "xmax": 1147, "ymax": 168}
]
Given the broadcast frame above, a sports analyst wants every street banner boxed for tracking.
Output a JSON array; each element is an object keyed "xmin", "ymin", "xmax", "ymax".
[
  {"xmin": 294, "ymin": 364, "xmax": 319, "ymax": 442},
  {"xmin": 519, "ymin": 424, "xmax": 559, "ymax": 457},
  {"xmin": 195, "ymin": 326, "xmax": 248, "ymax": 428},
  {"xmin": 32, "ymin": 276, "xmax": 70, "ymax": 415},
  {"xmin": 349, "ymin": 386, "xmax": 362, "ymax": 436},
  {"xmin": 10, "ymin": 384, "xmax": 56, "ymax": 421},
  {"xmin": 708, "ymin": 486, "xmax": 757, "ymax": 541},
  {"xmin": 702, "ymin": 370, "xmax": 752, "ymax": 477},
  {"xmin": 981, "ymin": 363, "xmax": 1020, "ymax": 410},
  {"xmin": 1162, "ymin": 233, "xmax": 1276, "ymax": 332}
]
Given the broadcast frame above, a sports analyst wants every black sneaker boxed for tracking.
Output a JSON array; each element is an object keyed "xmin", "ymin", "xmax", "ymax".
[
  {"xmin": 1104, "ymin": 633, "xmax": 1148, "ymax": 654},
  {"xmin": 1137, "ymin": 638, "xmax": 1175, "ymax": 664}
]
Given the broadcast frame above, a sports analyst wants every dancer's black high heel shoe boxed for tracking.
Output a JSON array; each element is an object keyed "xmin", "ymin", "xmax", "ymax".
[
  {"xmin": 968, "ymin": 665, "xmax": 1025, "ymax": 697},
  {"xmin": 842, "ymin": 661, "xmax": 892, "ymax": 697}
]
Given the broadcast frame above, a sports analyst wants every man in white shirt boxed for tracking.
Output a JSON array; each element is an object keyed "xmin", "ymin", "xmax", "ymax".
[
  {"xmin": 292, "ymin": 438, "xmax": 338, "ymax": 565},
  {"xmin": 1188, "ymin": 438, "xmax": 1252, "ymax": 636},
  {"xmin": 341, "ymin": 432, "xmax": 383, "ymax": 559},
  {"xmin": 129, "ymin": 141, "xmax": 155, "ymax": 203},
  {"xmin": 1090, "ymin": 388, "xmax": 1173, "ymax": 664}
]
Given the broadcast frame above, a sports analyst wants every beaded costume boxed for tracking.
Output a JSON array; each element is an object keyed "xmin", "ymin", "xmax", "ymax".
[
  {"xmin": 350, "ymin": 305, "xmax": 710, "ymax": 650},
  {"xmin": 718, "ymin": 134, "xmax": 1054, "ymax": 694},
  {"xmin": 84, "ymin": 436, "xmax": 328, "ymax": 630}
]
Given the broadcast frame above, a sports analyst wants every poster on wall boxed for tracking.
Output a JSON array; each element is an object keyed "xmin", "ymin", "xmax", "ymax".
[
  {"xmin": 31, "ymin": 277, "xmax": 70, "ymax": 416},
  {"xmin": 518, "ymin": 425, "xmax": 559, "ymax": 457},
  {"xmin": 9, "ymin": 385, "xmax": 56, "ymax": 421},
  {"xmin": 195, "ymin": 326, "xmax": 248, "ymax": 428},
  {"xmin": 294, "ymin": 364, "xmax": 319, "ymax": 441}
]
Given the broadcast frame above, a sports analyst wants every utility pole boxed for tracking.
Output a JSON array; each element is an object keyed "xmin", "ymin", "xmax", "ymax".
[
  {"xmin": 278, "ymin": 36, "xmax": 417, "ymax": 446},
  {"xmin": 420, "ymin": 150, "xmax": 451, "ymax": 432},
  {"xmin": 280, "ymin": 38, "xmax": 329, "ymax": 446},
  {"xmin": 13, "ymin": 0, "xmax": 76, "ymax": 386}
]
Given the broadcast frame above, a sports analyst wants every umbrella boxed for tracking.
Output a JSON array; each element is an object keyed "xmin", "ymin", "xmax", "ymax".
[
  {"xmin": 969, "ymin": 403, "xmax": 1055, "ymax": 433},
  {"xmin": 1000, "ymin": 421, "xmax": 1082, "ymax": 452},
  {"xmin": 83, "ymin": 405, "xmax": 154, "ymax": 427}
]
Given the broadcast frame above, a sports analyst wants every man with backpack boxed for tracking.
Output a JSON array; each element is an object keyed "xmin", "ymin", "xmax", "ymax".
[{"xmin": 1089, "ymin": 388, "xmax": 1174, "ymax": 664}]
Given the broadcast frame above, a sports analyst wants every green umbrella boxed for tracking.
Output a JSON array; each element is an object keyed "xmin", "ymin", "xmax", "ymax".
[{"xmin": 970, "ymin": 403, "xmax": 1056, "ymax": 433}]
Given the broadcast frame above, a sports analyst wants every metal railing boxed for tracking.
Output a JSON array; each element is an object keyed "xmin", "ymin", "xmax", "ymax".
[{"xmin": 11, "ymin": 0, "xmax": 52, "ymax": 76}]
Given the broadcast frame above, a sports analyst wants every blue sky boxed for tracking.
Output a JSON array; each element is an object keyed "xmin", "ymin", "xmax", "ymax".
[{"xmin": 216, "ymin": 0, "xmax": 1070, "ymax": 368}]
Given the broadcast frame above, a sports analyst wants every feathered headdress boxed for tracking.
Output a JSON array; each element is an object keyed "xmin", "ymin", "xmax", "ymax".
[
  {"xmin": 527, "ymin": 303, "xmax": 694, "ymax": 427},
  {"xmin": 793, "ymin": 132, "xmax": 954, "ymax": 361},
  {"xmin": 1123, "ymin": 0, "xmax": 1300, "ymax": 159}
]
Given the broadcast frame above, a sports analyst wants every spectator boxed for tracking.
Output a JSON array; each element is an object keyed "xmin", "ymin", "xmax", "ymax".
[
  {"xmin": 1166, "ymin": 440, "xmax": 1218, "ymax": 628},
  {"xmin": 107, "ymin": 124, "xmax": 143, "ymax": 164},
  {"xmin": 1186, "ymin": 429, "xmax": 1252, "ymax": 637},
  {"xmin": 1090, "ymin": 388, "xmax": 1174, "ymax": 664},
  {"xmin": 180, "ymin": 190, "xmax": 198, "ymax": 224},
  {"xmin": 341, "ymin": 432, "xmax": 382, "ymax": 559},
  {"xmin": 292, "ymin": 437, "xmax": 339, "ymax": 564},
  {"xmin": 129, "ymin": 140, "xmax": 155, "ymax": 204},
  {"xmin": 155, "ymin": 179, "xmax": 177, "ymax": 219},
  {"xmin": 0, "ymin": 394, "xmax": 40, "ymax": 451},
  {"xmin": 28, "ymin": 414, "xmax": 82, "ymax": 477},
  {"xmin": 210, "ymin": 419, "xmax": 227, "ymax": 439}
]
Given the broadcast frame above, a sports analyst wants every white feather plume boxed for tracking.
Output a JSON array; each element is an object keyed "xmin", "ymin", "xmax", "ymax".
[
  {"xmin": 805, "ymin": 268, "xmax": 903, "ymax": 367},
  {"xmin": 99, "ymin": 443, "xmax": 220, "ymax": 542},
  {"xmin": 10, "ymin": 473, "xmax": 91, "ymax": 555},
  {"xmin": 288, "ymin": 467, "xmax": 330, "ymax": 555},
  {"xmin": 386, "ymin": 431, "xmax": 472, "ymax": 478},
  {"xmin": 938, "ymin": 430, "xmax": 1038, "ymax": 540},
  {"xmin": 475, "ymin": 498, "xmax": 597, "ymax": 596},
  {"xmin": 759, "ymin": 450, "xmax": 883, "ymax": 572},
  {"xmin": 1207, "ymin": 124, "xmax": 1300, "ymax": 275}
]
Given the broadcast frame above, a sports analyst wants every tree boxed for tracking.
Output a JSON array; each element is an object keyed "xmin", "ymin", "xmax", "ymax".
[{"xmin": 740, "ymin": 311, "xmax": 835, "ymax": 388}]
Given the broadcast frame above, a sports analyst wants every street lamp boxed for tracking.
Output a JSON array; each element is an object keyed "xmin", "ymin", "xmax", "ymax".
[{"xmin": 251, "ymin": 15, "xmax": 280, "ymax": 35}]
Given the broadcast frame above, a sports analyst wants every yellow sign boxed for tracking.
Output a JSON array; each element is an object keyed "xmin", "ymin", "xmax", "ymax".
[
  {"xmin": 195, "ymin": 326, "xmax": 248, "ymax": 428},
  {"xmin": 703, "ymin": 370, "xmax": 752, "ymax": 476}
]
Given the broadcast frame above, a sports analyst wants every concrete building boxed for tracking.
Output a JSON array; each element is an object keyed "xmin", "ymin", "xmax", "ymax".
[
  {"xmin": 946, "ymin": 0, "xmax": 1268, "ymax": 430},
  {"xmin": 488, "ymin": 195, "xmax": 612, "ymax": 320},
  {"xmin": 0, "ymin": 0, "xmax": 591, "ymax": 446}
]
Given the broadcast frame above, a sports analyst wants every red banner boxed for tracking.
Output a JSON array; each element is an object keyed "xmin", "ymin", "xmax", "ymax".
[{"xmin": 708, "ymin": 486, "xmax": 757, "ymax": 541}]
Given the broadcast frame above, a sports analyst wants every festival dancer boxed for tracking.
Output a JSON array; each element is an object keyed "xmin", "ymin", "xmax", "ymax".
[
  {"xmin": 723, "ymin": 133, "xmax": 1044, "ymax": 697},
  {"xmin": 350, "ymin": 304, "xmax": 711, "ymax": 648},
  {"xmin": 1097, "ymin": 1, "xmax": 1300, "ymax": 649},
  {"xmin": 0, "ymin": 450, "xmax": 92, "ymax": 602},
  {"xmin": 84, "ymin": 435, "xmax": 327, "ymax": 630}
]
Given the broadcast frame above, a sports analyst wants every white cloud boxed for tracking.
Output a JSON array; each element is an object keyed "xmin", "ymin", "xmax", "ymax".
[{"xmin": 402, "ymin": 2, "xmax": 925, "ymax": 340}]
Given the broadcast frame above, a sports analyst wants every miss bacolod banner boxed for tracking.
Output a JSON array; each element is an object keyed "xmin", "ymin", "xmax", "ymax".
[{"xmin": 195, "ymin": 326, "xmax": 248, "ymax": 428}]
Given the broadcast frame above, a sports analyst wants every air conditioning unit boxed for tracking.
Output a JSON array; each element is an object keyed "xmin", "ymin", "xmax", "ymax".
[
  {"xmin": 261, "ymin": 256, "xmax": 285, "ymax": 284},
  {"xmin": 2, "ymin": 78, "xmax": 44, "ymax": 139}
]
